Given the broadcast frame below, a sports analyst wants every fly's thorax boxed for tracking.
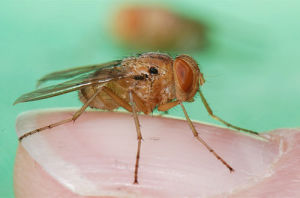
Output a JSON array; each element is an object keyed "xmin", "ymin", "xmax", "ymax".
[
  {"xmin": 122, "ymin": 53, "xmax": 176, "ymax": 108},
  {"xmin": 173, "ymin": 55, "xmax": 200, "ymax": 102}
]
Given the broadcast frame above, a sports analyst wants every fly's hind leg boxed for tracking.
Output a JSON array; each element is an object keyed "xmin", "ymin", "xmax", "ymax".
[{"xmin": 18, "ymin": 87, "xmax": 103, "ymax": 142}]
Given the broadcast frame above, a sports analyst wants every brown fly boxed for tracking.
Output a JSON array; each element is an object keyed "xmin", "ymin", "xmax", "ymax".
[{"xmin": 14, "ymin": 52, "xmax": 260, "ymax": 184}]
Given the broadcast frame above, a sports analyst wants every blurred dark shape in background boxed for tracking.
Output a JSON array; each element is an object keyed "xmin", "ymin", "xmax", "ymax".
[{"xmin": 111, "ymin": 5, "xmax": 207, "ymax": 52}]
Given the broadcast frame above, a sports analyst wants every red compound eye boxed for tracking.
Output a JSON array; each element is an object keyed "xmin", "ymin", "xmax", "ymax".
[{"xmin": 174, "ymin": 58, "xmax": 193, "ymax": 92}]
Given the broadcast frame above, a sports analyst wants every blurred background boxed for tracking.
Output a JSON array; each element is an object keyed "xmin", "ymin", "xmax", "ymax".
[{"xmin": 1, "ymin": 0, "xmax": 300, "ymax": 197}]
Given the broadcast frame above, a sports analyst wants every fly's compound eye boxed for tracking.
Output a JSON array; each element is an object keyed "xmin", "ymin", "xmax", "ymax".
[
  {"xmin": 174, "ymin": 58, "xmax": 193, "ymax": 92},
  {"xmin": 149, "ymin": 67, "xmax": 158, "ymax": 74},
  {"xmin": 173, "ymin": 55, "xmax": 200, "ymax": 101}
]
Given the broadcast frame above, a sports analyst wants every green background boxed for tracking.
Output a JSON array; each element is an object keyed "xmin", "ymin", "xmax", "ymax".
[{"xmin": 1, "ymin": 0, "xmax": 300, "ymax": 197}]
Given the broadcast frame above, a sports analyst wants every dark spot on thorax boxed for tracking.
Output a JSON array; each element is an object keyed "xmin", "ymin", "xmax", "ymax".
[{"xmin": 133, "ymin": 74, "xmax": 148, "ymax": 80}]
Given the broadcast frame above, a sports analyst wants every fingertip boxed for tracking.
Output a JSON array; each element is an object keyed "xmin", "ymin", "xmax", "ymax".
[{"xmin": 14, "ymin": 109, "xmax": 300, "ymax": 197}]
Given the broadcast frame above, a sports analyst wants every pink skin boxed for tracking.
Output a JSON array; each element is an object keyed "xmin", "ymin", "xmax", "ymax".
[{"xmin": 14, "ymin": 109, "xmax": 300, "ymax": 198}]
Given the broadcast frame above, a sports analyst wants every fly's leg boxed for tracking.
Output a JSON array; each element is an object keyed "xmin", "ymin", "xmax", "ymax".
[
  {"xmin": 198, "ymin": 89, "xmax": 260, "ymax": 136},
  {"xmin": 157, "ymin": 100, "xmax": 180, "ymax": 111},
  {"xmin": 129, "ymin": 91, "xmax": 143, "ymax": 184},
  {"xmin": 102, "ymin": 87, "xmax": 145, "ymax": 183},
  {"xmin": 180, "ymin": 103, "xmax": 234, "ymax": 172},
  {"xmin": 18, "ymin": 87, "xmax": 103, "ymax": 142},
  {"xmin": 102, "ymin": 86, "xmax": 132, "ymax": 112},
  {"xmin": 130, "ymin": 91, "xmax": 148, "ymax": 114}
]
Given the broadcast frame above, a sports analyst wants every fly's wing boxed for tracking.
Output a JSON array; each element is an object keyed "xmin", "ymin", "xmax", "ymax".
[
  {"xmin": 14, "ymin": 62, "xmax": 127, "ymax": 105},
  {"xmin": 36, "ymin": 60, "xmax": 122, "ymax": 87}
]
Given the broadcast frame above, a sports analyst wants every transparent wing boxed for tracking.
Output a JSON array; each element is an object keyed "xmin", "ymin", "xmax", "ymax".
[
  {"xmin": 14, "ymin": 63, "xmax": 127, "ymax": 105},
  {"xmin": 36, "ymin": 60, "xmax": 122, "ymax": 87}
]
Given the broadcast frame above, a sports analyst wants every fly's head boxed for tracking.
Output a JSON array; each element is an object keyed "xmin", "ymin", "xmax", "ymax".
[{"xmin": 173, "ymin": 55, "xmax": 204, "ymax": 102}]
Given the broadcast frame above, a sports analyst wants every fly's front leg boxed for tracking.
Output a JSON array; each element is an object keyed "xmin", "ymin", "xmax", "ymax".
[
  {"xmin": 158, "ymin": 100, "xmax": 180, "ymax": 111},
  {"xmin": 180, "ymin": 103, "xmax": 234, "ymax": 172},
  {"xmin": 198, "ymin": 89, "xmax": 260, "ymax": 136},
  {"xmin": 157, "ymin": 100, "xmax": 180, "ymax": 116},
  {"xmin": 19, "ymin": 87, "xmax": 103, "ymax": 142},
  {"xmin": 129, "ymin": 91, "xmax": 143, "ymax": 184}
]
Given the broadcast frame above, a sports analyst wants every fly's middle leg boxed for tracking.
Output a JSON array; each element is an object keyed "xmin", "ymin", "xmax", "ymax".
[
  {"xmin": 129, "ymin": 91, "xmax": 144, "ymax": 184},
  {"xmin": 102, "ymin": 86, "xmax": 132, "ymax": 112},
  {"xmin": 103, "ymin": 87, "xmax": 145, "ymax": 184}
]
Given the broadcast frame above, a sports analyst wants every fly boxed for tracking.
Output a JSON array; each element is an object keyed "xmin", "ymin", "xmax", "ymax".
[{"xmin": 14, "ymin": 52, "xmax": 261, "ymax": 184}]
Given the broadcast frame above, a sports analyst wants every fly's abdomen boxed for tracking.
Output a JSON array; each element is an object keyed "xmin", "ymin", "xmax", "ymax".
[{"xmin": 78, "ymin": 81, "xmax": 129, "ymax": 111}]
